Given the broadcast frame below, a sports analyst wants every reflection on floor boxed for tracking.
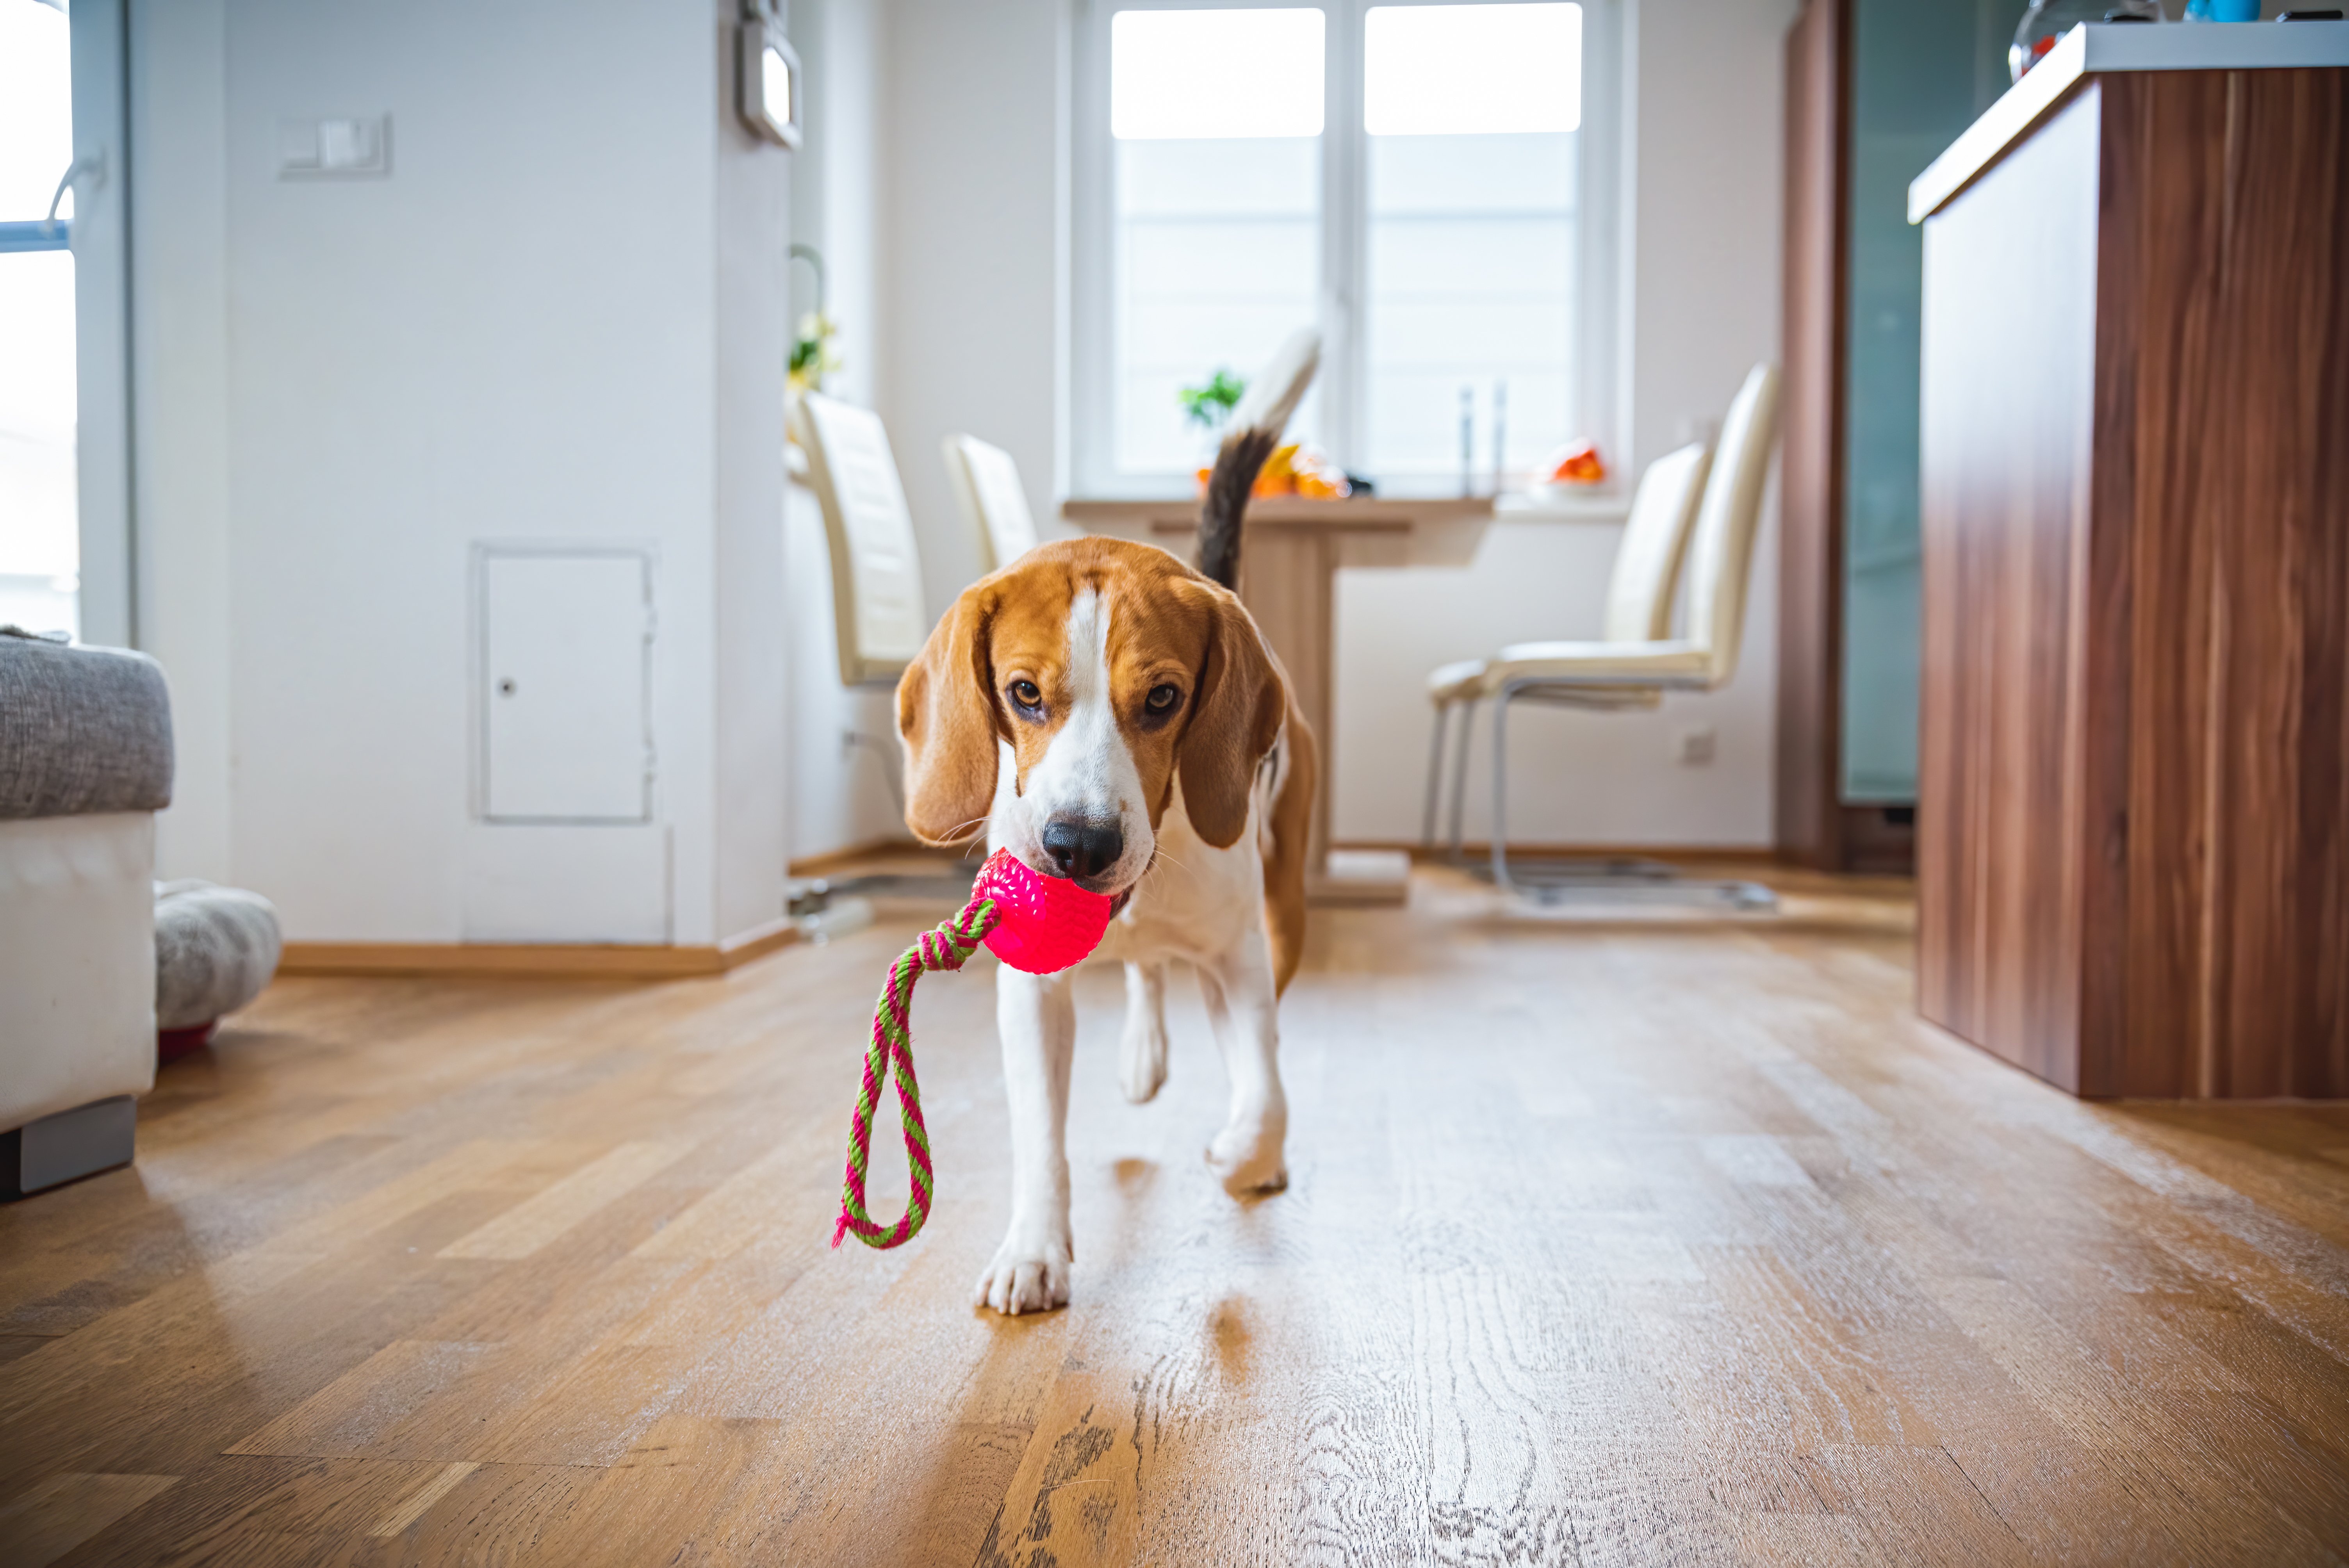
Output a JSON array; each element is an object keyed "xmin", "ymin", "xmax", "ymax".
[{"xmin": 2, "ymin": 863, "xmax": 2345, "ymax": 1564}]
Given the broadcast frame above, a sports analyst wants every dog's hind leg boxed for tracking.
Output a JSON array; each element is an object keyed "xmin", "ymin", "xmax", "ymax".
[
  {"xmin": 1197, "ymin": 929, "xmax": 1289, "ymax": 1196},
  {"xmin": 1118, "ymin": 960, "xmax": 1171, "ymax": 1104},
  {"xmin": 976, "ymin": 965, "xmax": 1076, "ymax": 1315}
]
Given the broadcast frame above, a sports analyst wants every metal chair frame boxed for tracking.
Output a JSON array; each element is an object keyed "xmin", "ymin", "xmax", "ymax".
[
  {"xmin": 1474, "ymin": 676, "xmax": 1776, "ymax": 909},
  {"xmin": 1426, "ymin": 688, "xmax": 1676, "ymax": 874}
]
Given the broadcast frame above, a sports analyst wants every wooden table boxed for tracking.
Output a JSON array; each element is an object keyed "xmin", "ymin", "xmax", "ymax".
[
  {"xmin": 1062, "ymin": 496, "xmax": 1495, "ymax": 903},
  {"xmin": 1909, "ymin": 22, "xmax": 2349, "ymax": 1098}
]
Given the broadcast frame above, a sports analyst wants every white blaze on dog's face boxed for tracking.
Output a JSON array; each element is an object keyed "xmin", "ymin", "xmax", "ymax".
[
  {"xmin": 895, "ymin": 538, "xmax": 1286, "ymax": 896},
  {"xmin": 990, "ymin": 584, "xmax": 1156, "ymax": 891}
]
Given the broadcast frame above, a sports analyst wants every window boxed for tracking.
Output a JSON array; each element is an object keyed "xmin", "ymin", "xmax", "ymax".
[
  {"xmin": 0, "ymin": 0, "xmax": 80, "ymax": 638},
  {"xmin": 1073, "ymin": 0, "xmax": 1620, "ymax": 497},
  {"xmin": 1105, "ymin": 8, "xmax": 1327, "ymax": 477}
]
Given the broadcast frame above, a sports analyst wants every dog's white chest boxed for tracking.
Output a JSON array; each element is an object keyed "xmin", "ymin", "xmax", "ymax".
[{"xmin": 1089, "ymin": 794, "xmax": 1262, "ymax": 968}]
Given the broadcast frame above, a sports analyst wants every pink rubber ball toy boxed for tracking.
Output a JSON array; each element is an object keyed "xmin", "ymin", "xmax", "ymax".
[{"xmin": 972, "ymin": 848, "xmax": 1116, "ymax": 974}]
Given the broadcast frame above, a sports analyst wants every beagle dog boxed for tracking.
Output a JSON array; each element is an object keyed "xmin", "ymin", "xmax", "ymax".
[{"xmin": 896, "ymin": 426, "xmax": 1315, "ymax": 1316}]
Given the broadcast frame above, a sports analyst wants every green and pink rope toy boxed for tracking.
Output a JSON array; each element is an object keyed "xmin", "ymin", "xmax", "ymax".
[{"xmin": 831, "ymin": 849, "xmax": 1115, "ymax": 1251}]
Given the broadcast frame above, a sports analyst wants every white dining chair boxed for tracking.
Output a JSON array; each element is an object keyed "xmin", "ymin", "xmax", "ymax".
[
  {"xmin": 1422, "ymin": 437, "xmax": 1713, "ymax": 852},
  {"xmin": 1429, "ymin": 362, "xmax": 1782, "ymax": 907},
  {"xmin": 788, "ymin": 392, "xmax": 975, "ymax": 908},
  {"xmin": 791, "ymin": 391, "xmax": 930, "ymax": 688},
  {"xmin": 942, "ymin": 433, "xmax": 1041, "ymax": 576}
]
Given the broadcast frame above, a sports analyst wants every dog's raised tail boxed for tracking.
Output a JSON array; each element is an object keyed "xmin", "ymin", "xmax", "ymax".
[{"xmin": 1196, "ymin": 328, "xmax": 1320, "ymax": 592}]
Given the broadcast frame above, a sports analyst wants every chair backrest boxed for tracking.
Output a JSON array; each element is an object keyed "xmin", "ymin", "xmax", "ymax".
[
  {"xmin": 942, "ymin": 433, "xmax": 1040, "ymax": 576},
  {"xmin": 1228, "ymin": 326, "xmax": 1321, "ymax": 436},
  {"xmin": 1601, "ymin": 441, "xmax": 1712, "ymax": 643},
  {"xmin": 1682, "ymin": 362, "xmax": 1782, "ymax": 686},
  {"xmin": 791, "ymin": 392, "xmax": 930, "ymax": 686}
]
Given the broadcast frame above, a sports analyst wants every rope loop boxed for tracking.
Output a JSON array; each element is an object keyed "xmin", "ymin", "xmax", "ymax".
[{"xmin": 831, "ymin": 894, "xmax": 1000, "ymax": 1250}]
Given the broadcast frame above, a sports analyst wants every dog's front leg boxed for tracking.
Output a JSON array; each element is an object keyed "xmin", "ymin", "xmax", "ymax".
[
  {"xmin": 1118, "ymin": 960, "xmax": 1170, "ymax": 1104},
  {"xmin": 1198, "ymin": 928, "xmax": 1289, "ymax": 1195},
  {"xmin": 976, "ymin": 963, "xmax": 1075, "ymax": 1314}
]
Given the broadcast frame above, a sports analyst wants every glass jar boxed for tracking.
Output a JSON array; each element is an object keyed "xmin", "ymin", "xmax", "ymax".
[{"xmin": 2009, "ymin": 0, "xmax": 2162, "ymax": 84}]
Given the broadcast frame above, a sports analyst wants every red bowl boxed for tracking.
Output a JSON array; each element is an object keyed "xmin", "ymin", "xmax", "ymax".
[{"xmin": 973, "ymin": 849, "xmax": 1115, "ymax": 974}]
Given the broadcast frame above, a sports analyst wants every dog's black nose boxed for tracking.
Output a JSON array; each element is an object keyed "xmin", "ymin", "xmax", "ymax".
[{"xmin": 1040, "ymin": 817, "xmax": 1123, "ymax": 884}]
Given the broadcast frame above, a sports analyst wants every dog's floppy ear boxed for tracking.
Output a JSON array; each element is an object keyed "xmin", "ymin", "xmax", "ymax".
[
  {"xmin": 897, "ymin": 587, "xmax": 999, "ymax": 845},
  {"xmin": 1179, "ymin": 588, "xmax": 1286, "ymax": 849}
]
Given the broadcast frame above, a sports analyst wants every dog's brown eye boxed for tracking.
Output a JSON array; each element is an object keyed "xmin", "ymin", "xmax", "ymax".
[
  {"xmin": 1009, "ymin": 680, "xmax": 1043, "ymax": 710},
  {"xmin": 1146, "ymin": 684, "xmax": 1181, "ymax": 714}
]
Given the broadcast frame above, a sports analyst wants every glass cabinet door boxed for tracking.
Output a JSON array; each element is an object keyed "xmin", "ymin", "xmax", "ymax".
[{"xmin": 1840, "ymin": 0, "xmax": 2022, "ymax": 803}]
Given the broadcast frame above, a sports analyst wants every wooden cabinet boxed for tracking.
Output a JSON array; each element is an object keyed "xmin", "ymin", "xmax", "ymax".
[{"xmin": 1912, "ymin": 25, "xmax": 2349, "ymax": 1098}]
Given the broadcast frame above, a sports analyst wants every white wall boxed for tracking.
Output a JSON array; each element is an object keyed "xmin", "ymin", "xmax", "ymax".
[
  {"xmin": 713, "ymin": 0, "xmax": 797, "ymax": 935},
  {"xmin": 790, "ymin": 0, "xmax": 887, "ymax": 413},
  {"xmin": 136, "ymin": 0, "xmax": 797, "ymax": 944},
  {"xmin": 874, "ymin": 0, "xmax": 1797, "ymax": 848},
  {"xmin": 877, "ymin": 0, "xmax": 1069, "ymax": 627},
  {"xmin": 785, "ymin": 0, "xmax": 915, "ymax": 861},
  {"xmin": 132, "ymin": 0, "xmax": 233, "ymax": 886}
]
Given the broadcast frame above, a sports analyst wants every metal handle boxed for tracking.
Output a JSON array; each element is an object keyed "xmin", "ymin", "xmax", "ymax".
[{"xmin": 45, "ymin": 152, "xmax": 103, "ymax": 237}]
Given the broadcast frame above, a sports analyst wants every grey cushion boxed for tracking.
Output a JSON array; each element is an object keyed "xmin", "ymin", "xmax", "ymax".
[
  {"xmin": 156, "ymin": 881, "xmax": 283, "ymax": 1030},
  {"xmin": 0, "ymin": 628, "xmax": 174, "ymax": 820}
]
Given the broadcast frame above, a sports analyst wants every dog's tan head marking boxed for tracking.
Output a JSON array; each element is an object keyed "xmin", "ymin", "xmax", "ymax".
[{"xmin": 897, "ymin": 537, "xmax": 1281, "ymax": 893}]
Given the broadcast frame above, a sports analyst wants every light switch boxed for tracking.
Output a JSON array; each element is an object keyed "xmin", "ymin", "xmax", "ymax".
[{"xmin": 280, "ymin": 115, "xmax": 391, "ymax": 179}]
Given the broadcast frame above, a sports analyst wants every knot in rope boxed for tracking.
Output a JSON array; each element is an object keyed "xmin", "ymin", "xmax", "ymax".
[{"xmin": 831, "ymin": 895, "xmax": 1000, "ymax": 1250}]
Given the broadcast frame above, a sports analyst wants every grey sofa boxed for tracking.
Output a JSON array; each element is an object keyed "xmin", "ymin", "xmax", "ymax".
[{"xmin": 0, "ymin": 627, "xmax": 175, "ymax": 1197}]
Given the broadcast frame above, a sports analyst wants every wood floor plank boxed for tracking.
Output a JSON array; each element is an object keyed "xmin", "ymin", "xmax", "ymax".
[
  {"xmin": 2, "ymin": 865, "xmax": 2345, "ymax": 1564},
  {"xmin": 1811, "ymin": 1444, "xmax": 2030, "ymax": 1566},
  {"xmin": 365, "ymin": 1461, "xmax": 478, "ymax": 1538},
  {"xmin": 527, "ymin": 1413, "xmax": 782, "ymax": 1564},
  {"xmin": 38, "ymin": 1456, "xmax": 419, "ymax": 1568},
  {"xmin": 437, "ymin": 1142, "xmax": 689, "ymax": 1261},
  {"xmin": 1928, "ymin": 1275, "xmax": 2344, "ymax": 1561},
  {"xmin": 348, "ymin": 1460, "xmax": 600, "ymax": 1565},
  {"xmin": 0, "ymin": 1472, "xmax": 179, "ymax": 1568},
  {"xmin": 0, "ymin": 1219, "xmax": 508, "ymax": 1495}
]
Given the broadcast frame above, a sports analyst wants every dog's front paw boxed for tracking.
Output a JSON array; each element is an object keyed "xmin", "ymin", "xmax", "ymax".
[
  {"xmin": 973, "ymin": 1235, "xmax": 1072, "ymax": 1316},
  {"xmin": 1206, "ymin": 1119, "xmax": 1288, "ymax": 1196}
]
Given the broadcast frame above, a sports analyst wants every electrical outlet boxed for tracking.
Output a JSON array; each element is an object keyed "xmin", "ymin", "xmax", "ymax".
[{"xmin": 1675, "ymin": 726, "xmax": 1716, "ymax": 766}]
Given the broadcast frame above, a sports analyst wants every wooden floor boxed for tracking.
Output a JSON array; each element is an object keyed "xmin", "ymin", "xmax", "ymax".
[{"xmin": 4, "ymin": 866, "xmax": 2348, "ymax": 1566}]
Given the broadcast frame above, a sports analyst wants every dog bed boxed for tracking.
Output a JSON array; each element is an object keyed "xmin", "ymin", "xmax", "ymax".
[{"xmin": 156, "ymin": 880, "xmax": 283, "ymax": 1060}]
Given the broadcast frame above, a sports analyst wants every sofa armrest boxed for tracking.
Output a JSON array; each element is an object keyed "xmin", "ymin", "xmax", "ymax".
[{"xmin": 0, "ymin": 629, "xmax": 175, "ymax": 820}]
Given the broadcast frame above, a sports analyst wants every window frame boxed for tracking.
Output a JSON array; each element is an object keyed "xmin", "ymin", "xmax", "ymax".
[{"xmin": 1069, "ymin": 0, "xmax": 1626, "ymax": 500}]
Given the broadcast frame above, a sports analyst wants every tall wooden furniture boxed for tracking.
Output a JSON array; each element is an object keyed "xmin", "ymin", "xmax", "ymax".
[
  {"xmin": 1912, "ymin": 22, "xmax": 2349, "ymax": 1099},
  {"xmin": 1776, "ymin": 0, "xmax": 2025, "ymax": 875},
  {"xmin": 1777, "ymin": 0, "xmax": 1852, "ymax": 870}
]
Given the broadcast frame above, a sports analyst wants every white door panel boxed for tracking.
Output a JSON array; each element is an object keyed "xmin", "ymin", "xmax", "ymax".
[{"xmin": 479, "ymin": 548, "xmax": 653, "ymax": 822}]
